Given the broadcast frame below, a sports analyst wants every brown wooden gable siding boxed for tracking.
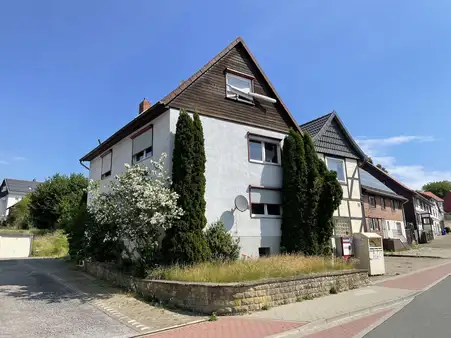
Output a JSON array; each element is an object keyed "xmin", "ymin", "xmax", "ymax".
[{"xmin": 169, "ymin": 44, "xmax": 295, "ymax": 133}]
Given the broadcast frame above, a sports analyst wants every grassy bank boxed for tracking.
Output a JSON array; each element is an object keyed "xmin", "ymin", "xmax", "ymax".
[
  {"xmin": 148, "ymin": 255, "xmax": 354, "ymax": 283},
  {"xmin": 0, "ymin": 227, "xmax": 68, "ymax": 257}
]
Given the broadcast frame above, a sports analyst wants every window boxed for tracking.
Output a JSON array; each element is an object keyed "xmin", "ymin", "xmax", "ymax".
[
  {"xmin": 132, "ymin": 126, "xmax": 153, "ymax": 164},
  {"xmin": 381, "ymin": 197, "xmax": 386, "ymax": 209},
  {"xmin": 250, "ymin": 187, "xmax": 282, "ymax": 218},
  {"xmin": 333, "ymin": 217, "xmax": 352, "ymax": 237},
  {"xmin": 367, "ymin": 218, "xmax": 381, "ymax": 232},
  {"xmin": 248, "ymin": 135, "xmax": 281, "ymax": 165},
  {"xmin": 326, "ymin": 157, "xmax": 346, "ymax": 182},
  {"xmin": 226, "ymin": 73, "xmax": 253, "ymax": 103},
  {"xmin": 101, "ymin": 151, "xmax": 112, "ymax": 179},
  {"xmin": 369, "ymin": 196, "xmax": 376, "ymax": 208},
  {"xmin": 390, "ymin": 199, "xmax": 395, "ymax": 211},
  {"xmin": 259, "ymin": 247, "xmax": 271, "ymax": 257}
]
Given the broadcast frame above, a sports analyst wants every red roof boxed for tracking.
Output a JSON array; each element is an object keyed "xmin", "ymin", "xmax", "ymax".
[{"xmin": 421, "ymin": 191, "xmax": 444, "ymax": 202}]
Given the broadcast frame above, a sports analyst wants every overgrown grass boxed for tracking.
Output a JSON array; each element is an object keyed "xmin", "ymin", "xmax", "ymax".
[
  {"xmin": 0, "ymin": 226, "xmax": 69, "ymax": 257},
  {"xmin": 148, "ymin": 255, "xmax": 354, "ymax": 283},
  {"xmin": 32, "ymin": 230, "xmax": 68, "ymax": 257}
]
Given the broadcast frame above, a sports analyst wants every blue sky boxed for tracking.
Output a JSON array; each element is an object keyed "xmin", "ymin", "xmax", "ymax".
[{"xmin": 1, "ymin": 1, "xmax": 450, "ymax": 188}]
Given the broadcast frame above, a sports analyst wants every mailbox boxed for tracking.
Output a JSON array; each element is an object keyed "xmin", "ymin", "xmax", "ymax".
[{"xmin": 353, "ymin": 232, "xmax": 385, "ymax": 276}]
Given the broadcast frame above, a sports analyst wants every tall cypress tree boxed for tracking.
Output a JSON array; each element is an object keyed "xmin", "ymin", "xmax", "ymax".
[
  {"xmin": 281, "ymin": 129, "xmax": 308, "ymax": 253},
  {"xmin": 316, "ymin": 160, "xmax": 343, "ymax": 255},
  {"xmin": 161, "ymin": 109, "xmax": 210, "ymax": 264},
  {"xmin": 302, "ymin": 133, "xmax": 320, "ymax": 255},
  {"xmin": 192, "ymin": 112, "xmax": 207, "ymax": 230}
]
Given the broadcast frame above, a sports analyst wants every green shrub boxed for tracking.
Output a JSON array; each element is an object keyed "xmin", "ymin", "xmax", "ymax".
[
  {"xmin": 446, "ymin": 227, "xmax": 450, "ymax": 234},
  {"xmin": 205, "ymin": 221, "xmax": 240, "ymax": 261},
  {"xmin": 4, "ymin": 195, "xmax": 31, "ymax": 229}
]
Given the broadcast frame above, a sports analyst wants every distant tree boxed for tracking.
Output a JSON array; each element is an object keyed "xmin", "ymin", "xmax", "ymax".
[
  {"xmin": 4, "ymin": 195, "xmax": 31, "ymax": 229},
  {"xmin": 367, "ymin": 157, "xmax": 374, "ymax": 164},
  {"xmin": 28, "ymin": 174, "xmax": 87, "ymax": 229},
  {"xmin": 422, "ymin": 181, "xmax": 451, "ymax": 198},
  {"xmin": 376, "ymin": 163, "xmax": 389, "ymax": 174}
]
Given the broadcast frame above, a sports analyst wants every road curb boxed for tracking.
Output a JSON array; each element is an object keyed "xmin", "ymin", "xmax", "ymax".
[{"xmin": 384, "ymin": 254, "xmax": 444, "ymax": 259}]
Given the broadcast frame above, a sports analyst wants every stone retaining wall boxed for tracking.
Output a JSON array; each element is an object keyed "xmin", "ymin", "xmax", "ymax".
[{"xmin": 84, "ymin": 261, "xmax": 369, "ymax": 314}]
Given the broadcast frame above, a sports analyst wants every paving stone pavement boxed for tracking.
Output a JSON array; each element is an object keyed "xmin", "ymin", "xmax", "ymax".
[
  {"xmin": 146, "ymin": 317, "xmax": 303, "ymax": 338},
  {"xmin": 24, "ymin": 259, "xmax": 206, "ymax": 334}
]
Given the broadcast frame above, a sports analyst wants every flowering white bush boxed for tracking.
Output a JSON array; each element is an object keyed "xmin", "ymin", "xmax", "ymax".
[{"xmin": 88, "ymin": 154, "xmax": 183, "ymax": 270}]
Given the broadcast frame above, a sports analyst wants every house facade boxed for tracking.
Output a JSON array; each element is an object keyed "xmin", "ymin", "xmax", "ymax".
[
  {"xmin": 300, "ymin": 112, "xmax": 367, "ymax": 254},
  {"xmin": 419, "ymin": 192, "xmax": 444, "ymax": 237},
  {"xmin": 362, "ymin": 162, "xmax": 433, "ymax": 244},
  {"xmin": 0, "ymin": 179, "xmax": 40, "ymax": 219},
  {"xmin": 360, "ymin": 168, "xmax": 407, "ymax": 242},
  {"xmin": 80, "ymin": 38, "xmax": 302, "ymax": 258}
]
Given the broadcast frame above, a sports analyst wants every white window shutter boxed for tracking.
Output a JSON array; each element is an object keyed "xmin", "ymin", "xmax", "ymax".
[
  {"xmin": 101, "ymin": 152, "xmax": 112, "ymax": 174},
  {"xmin": 250, "ymin": 188, "xmax": 282, "ymax": 204},
  {"xmin": 133, "ymin": 129, "xmax": 153, "ymax": 155}
]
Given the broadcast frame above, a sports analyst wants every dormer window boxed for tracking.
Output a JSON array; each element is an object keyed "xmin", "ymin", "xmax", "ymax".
[{"xmin": 226, "ymin": 72, "xmax": 253, "ymax": 104}]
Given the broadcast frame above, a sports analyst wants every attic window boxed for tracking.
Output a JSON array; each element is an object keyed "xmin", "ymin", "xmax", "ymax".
[{"xmin": 226, "ymin": 73, "xmax": 253, "ymax": 103}]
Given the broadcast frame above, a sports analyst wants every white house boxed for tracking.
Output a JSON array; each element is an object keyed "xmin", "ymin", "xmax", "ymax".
[
  {"xmin": 80, "ymin": 37, "xmax": 302, "ymax": 258},
  {"xmin": 0, "ymin": 179, "xmax": 40, "ymax": 219},
  {"xmin": 420, "ymin": 192, "xmax": 444, "ymax": 238},
  {"xmin": 300, "ymin": 112, "xmax": 367, "ymax": 255}
]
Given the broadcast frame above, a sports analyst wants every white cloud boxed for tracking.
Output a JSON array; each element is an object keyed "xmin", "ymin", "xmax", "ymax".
[
  {"xmin": 356, "ymin": 135, "xmax": 449, "ymax": 190},
  {"xmin": 13, "ymin": 156, "xmax": 27, "ymax": 161},
  {"xmin": 0, "ymin": 160, "xmax": 9, "ymax": 165}
]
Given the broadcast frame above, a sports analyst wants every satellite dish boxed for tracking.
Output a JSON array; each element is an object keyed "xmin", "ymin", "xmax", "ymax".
[{"xmin": 234, "ymin": 195, "xmax": 249, "ymax": 212}]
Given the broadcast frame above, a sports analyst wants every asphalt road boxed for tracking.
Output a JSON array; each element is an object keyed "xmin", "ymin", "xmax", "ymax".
[
  {"xmin": 365, "ymin": 276, "xmax": 451, "ymax": 338},
  {"xmin": 0, "ymin": 259, "xmax": 135, "ymax": 338}
]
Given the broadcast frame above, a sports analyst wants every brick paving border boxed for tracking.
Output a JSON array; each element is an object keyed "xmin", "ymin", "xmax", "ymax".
[
  {"xmin": 378, "ymin": 262, "xmax": 451, "ymax": 290},
  {"xmin": 146, "ymin": 317, "xmax": 304, "ymax": 338}
]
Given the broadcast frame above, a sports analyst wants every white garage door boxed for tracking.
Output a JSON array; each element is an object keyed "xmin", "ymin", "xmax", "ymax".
[{"xmin": 0, "ymin": 235, "xmax": 32, "ymax": 258}]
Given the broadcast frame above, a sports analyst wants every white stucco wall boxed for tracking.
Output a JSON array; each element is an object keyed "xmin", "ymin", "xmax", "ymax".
[
  {"xmin": 1, "ymin": 194, "xmax": 25, "ymax": 216},
  {"xmin": 169, "ymin": 108, "xmax": 285, "ymax": 258},
  {"xmin": 383, "ymin": 220, "xmax": 407, "ymax": 241},
  {"xmin": 89, "ymin": 110, "xmax": 172, "ymax": 192}
]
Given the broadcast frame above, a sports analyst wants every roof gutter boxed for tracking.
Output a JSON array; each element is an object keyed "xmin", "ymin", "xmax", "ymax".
[{"xmin": 79, "ymin": 160, "xmax": 89, "ymax": 171}]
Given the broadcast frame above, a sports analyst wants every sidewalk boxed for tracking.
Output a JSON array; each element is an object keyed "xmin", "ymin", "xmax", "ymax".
[
  {"xmin": 385, "ymin": 234, "xmax": 451, "ymax": 259},
  {"xmin": 146, "ymin": 261, "xmax": 451, "ymax": 338}
]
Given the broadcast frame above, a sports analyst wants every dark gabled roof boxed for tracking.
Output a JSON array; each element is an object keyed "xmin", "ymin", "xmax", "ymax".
[
  {"xmin": 359, "ymin": 169, "xmax": 407, "ymax": 201},
  {"xmin": 300, "ymin": 111, "xmax": 367, "ymax": 160},
  {"xmin": 2, "ymin": 179, "xmax": 41, "ymax": 194},
  {"xmin": 80, "ymin": 37, "xmax": 301, "ymax": 162},
  {"xmin": 362, "ymin": 162, "xmax": 431, "ymax": 204}
]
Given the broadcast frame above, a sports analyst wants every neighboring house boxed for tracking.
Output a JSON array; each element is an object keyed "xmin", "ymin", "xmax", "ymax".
[
  {"xmin": 80, "ymin": 37, "xmax": 302, "ymax": 258},
  {"xmin": 360, "ymin": 168, "xmax": 408, "ymax": 242},
  {"xmin": 443, "ymin": 191, "xmax": 451, "ymax": 214},
  {"xmin": 300, "ymin": 112, "xmax": 367, "ymax": 253},
  {"xmin": 419, "ymin": 191, "xmax": 444, "ymax": 237},
  {"xmin": 0, "ymin": 179, "xmax": 40, "ymax": 219},
  {"xmin": 362, "ymin": 162, "xmax": 434, "ymax": 243}
]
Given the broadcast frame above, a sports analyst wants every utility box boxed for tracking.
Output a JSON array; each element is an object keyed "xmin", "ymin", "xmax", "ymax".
[
  {"xmin": 353, "ymin": 232, "xmax": 385, "ymax": 276},
  {"xmin": 334, "ymin": 237, "xmax": 353, "ymax": 260}
]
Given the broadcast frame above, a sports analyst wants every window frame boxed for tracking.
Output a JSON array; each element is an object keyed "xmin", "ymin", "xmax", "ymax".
[
  {"xmin": 325, "ymin": 157, "xmax": 346, "ymax": 183},
  {"xmin": 390, "ymin": 199, "xmax": 396, "ymax": 211},
  {"xmin": 367, "ymin": 218, "xmax": 381, "ymax": 232},
  {"xmin": 225, "ymin": 72, "xmax": 254, "ymax": 104},
  {"xmin": 249, "ymin": 187, "xmax": 282, "ymax": 219},
  {"xmin": 381, "ymin": 197, "xmax": 386, "ymax": 210},
  {"xmin": 369, "ymin": 195, "xmax": 376, "ymax": 208},
  {"xmin": 248, "ymin": 134, "xmax": 281, "ymax": 166},
  {"xmin": 131, "ymin": 125, "xmax": 153, "ymax": 165},
  {"xmin": 100, "ymin": 150, "xmax": 113, "ymax": 180}
]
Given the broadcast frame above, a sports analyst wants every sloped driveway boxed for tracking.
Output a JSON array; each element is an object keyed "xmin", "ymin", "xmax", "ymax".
[{"xmin": 0, "ymin": 258, "xmax": 204, "ymax": 338}]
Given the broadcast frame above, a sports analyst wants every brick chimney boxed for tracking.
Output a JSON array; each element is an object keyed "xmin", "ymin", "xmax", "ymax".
[{"xmin": 138, "ymin": 99, "xmax": 151, "ymax": 115}]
